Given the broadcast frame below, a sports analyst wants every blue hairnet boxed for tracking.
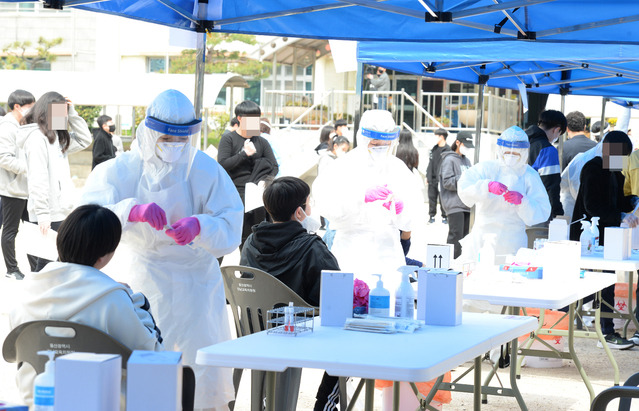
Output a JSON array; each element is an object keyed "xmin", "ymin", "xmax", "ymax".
[{"xmin": 146, "ymin": 89, "xmax": 196, "ymax": 124}]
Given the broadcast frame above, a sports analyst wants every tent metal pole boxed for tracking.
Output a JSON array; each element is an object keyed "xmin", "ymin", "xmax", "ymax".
[
  {"xmin": 600, "ymin": 97, "xmax": 608, "ymax": 140},
  {"xmin": 474, "ymin": 84, "xmax": 484, "ymax": 165},
  {"xmin": 194, "ymin": 31, "xmax": 206, "ymax": 150},
  {"xmin": 558, "ymin": 94, "xmax": 565, "ymax": 169},
  {"xmin": 353, "ymin": 61, "xmax": 364, "ymax": 149},
  {"xmin": 271, "ymin": 51, "xmax": 277, "ymax": 125}
]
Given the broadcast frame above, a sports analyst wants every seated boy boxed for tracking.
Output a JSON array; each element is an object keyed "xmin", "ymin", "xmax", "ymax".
[
  {"xmin": 10, "ymin": 204, "xmax": 163, "ymax": 405},
  {"xmin": 240, "ymin": 176, "xmax": 340, "ymax": 411}
]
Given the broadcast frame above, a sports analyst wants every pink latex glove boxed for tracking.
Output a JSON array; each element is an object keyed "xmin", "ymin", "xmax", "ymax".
[
  {"xmin": 128, "ymin": 203, "xmax": 167, "ymax": 231},
  {"xmin": 382, "ymin": 199, "xmax": 404, "ymax": 214},
  {"xmin": 166, "ymin": 217, "xmax": 201, "ymax": 245},
  {"xmin": 365, "ymin": 185, "xmax": 392, "ymax": 203},
  {"xmin": 488, "ymin": 181, "xmax": 508, "ymax": 195},
  {"xmin": 504, "ymin": 190, "xmax": 523, "ymax": 205}
]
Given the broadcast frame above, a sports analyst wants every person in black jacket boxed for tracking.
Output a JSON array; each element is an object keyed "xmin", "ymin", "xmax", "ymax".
[
  {"xmin": 526, "ymin": 110, "xmax": 565, "ymax": 219},
  {"xmin": 92, "ymin": 115, "xmax": 116, "ymax": 169},
  {"xmin": 562, "ymin": 111, "xmax": 596, "ymax": 170},
  {"xmin": 426, "ymin": 128, "xmax": 450, "ymax": 223},
  {"xmin": 217, "ymin": 101, "xmax": 278, "ymax": 247},
  {"xmin": 240, "ymin": 176, "xmax": 341, "ymax": 411},
  {"xmin": 570, "ymin": 131, "xmax": 638, "ymax": 349}
]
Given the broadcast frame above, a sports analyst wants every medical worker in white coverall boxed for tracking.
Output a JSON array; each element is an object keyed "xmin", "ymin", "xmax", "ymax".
[
  {"xmin": 81, "ymin": 90, "xmax": 243, "ymax": 410},
  {"xmin": 457, "ymin": 126, "xmax": 551, "ymax": 261},
  {"xmin": 313, "ymin": 110, "xmax": 420, "ymax": 290}
]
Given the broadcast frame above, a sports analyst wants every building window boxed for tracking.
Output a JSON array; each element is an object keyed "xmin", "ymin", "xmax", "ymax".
[{"xmin": 147, "ymin": 57, "xmax": 166, "ymax": 73}]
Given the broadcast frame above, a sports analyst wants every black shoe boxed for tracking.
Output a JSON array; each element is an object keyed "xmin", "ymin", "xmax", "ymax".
[
  {"xmin": 428, "ymin": 217, "xmax": 435, "ymax": 224},
  {"xmin": 6, "ymin": 270, "xmax": 25, "ymax": 280},
  {"xmin": 597, "ymin": 332, "xmax": 634, "ymax": 350},
  {"xmin": 442, "ymin": 217, "xmax": 448, "ymax": 225}
]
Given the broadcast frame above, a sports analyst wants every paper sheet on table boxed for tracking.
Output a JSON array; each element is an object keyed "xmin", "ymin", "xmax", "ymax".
[
  {"xmin": 244, "ymin": 182, "xmax": 265, "ymax": 212},
  {"xmin": 20, "ymin": 222, "xmax": 58, "ymax": 260}
]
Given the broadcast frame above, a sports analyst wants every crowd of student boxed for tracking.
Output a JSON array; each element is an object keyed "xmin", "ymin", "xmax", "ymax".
[{"xmin": 2, "ymin": 86, "xmax": 639, "ymax": 410}]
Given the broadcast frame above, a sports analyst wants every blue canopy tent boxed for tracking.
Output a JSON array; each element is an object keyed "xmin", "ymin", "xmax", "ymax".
[{"xmin": 357, "ymin": 40, "xmax": 639, "ymax": 163}]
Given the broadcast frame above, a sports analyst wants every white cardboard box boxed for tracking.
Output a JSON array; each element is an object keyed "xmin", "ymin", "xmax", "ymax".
[
  {"xmin": 55, "ymin": 353, "xmax": 121, "ymax": 411},
  {"xmin": 416, "ymin": 268, "xmax": 462, "ymax": 326},
  {"xmin": 542, "ymin": 240, "xmax": 580, "ymax": 281},
  {"xmin": 127, "ymin": 351, "xmax": 182, "ymax": 411},
  {"xmin": 424, "ymin": 244, "xmax": 455, "ymax": 269},
  {"xmin": 320, "ymin": 271, "xmax": 354, "ymax": 327},
  {"xmin": 604, "ymin": 227, "xmax": 632, "ymax": 260}
]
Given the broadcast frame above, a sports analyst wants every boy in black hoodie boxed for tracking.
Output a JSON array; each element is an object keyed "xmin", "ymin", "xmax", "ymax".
[{"xmin": 240, "ymin": 176, "xmax": 341, "ymax": 411}]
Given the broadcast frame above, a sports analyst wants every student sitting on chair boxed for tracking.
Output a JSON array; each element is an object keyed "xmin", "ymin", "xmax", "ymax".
[
  {"xmin": 10, "ymin": 204, "xmax": 163, "ymax": 405},
  {"xmin": 240, "ymin": 176, "xmax": 340, "ymax": 411}
]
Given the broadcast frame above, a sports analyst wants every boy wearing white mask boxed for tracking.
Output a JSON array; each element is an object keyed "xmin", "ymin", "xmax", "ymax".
[
  {"xmin": 240, "ymin": 176, "xmax": 341, "ymax": 411},
  {"xmin": 525, "ymin": 109, "xmax": 566, "ymax": 219},
  {"xmin": 458, "ymin": 126, "xmax": 551, "ymax": 261}
]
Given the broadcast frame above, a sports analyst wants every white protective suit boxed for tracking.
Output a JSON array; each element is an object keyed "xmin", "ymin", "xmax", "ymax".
[
  {"xmin": 313, "ymin": 110, "xmax": 420, "ymax": 290},
  {"xmin": 10, "ymin": 261, "xmax": 163, "ymax": 406},
  {"xmin": 81, "ymin": 90, "xmax": 243, "ymax": 410},
  {"xmin": 458, "ymin": 126, "xmax": 551, "ymax": 260}
]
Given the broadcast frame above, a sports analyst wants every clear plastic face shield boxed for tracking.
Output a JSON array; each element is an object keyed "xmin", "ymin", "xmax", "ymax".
[
  {"xmin": 496, "ymin": 126, "xmax": 530, "ymax": 170},
  {"xmin": 362, "ymin": 127, "xmax": 400, "ymax": 161},
  {"xmin": 144, "ymin": 116, "xmax": 202, "ymax": 164}
]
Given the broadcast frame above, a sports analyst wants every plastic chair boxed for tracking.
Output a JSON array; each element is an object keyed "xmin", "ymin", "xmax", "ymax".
[
  {"xmin": 221, "ymin": 265, "xmax": 316, "ymax": 411},
  {"xmin": 590, "ymin": 372, "xmax": 639, "ymax": 411},
  {"xmin": 2, "ymin": 320, "xmax": 195, "ymax": 411}
]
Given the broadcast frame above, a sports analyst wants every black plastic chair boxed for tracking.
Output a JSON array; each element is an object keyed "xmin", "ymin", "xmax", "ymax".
[
  {"xmin": 221, "ymin": 265, "xmax": 317, "ymax": 411},
  {"xmin": 590, "ymin": 372, "xmax": 639, "ymax": 411},
  {"xmin": 3, "ymin": 320, "xmax": 195, "ymax": 411}
]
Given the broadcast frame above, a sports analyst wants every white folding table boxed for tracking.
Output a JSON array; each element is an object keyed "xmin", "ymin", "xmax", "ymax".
[
  {"xmin": 580, "ymin": 251, "xmax": 639, "ymax": 336},
  {"xmin": 196, "ymin": 312, "xmax": 537, "ymax": 411},
  {"xmin": 463, "ymin": 271, "xmax": 616, "ymax": 402}
]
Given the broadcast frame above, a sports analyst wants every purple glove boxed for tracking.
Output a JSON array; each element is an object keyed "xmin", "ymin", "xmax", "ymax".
[
  {"xmin": 504, "ymin": 190, "xmax": 523, "ymax": 205},
  {"xmin": 129, "ymin": 203, "xmax": 167, "ymax": 231},
  {"xmin": 382, "ymin": 199, "xmax": 404, "ymax": 215},
  {"xmin": 166, "ymin": 217, "xmax": 201, "ymax": 245},
  {"xmin": 365, "ymin": 185, "xmax": 392, "ymax": 203},
  {"xmin": 488, "ymin": 181, "xmax": 508, "ymax": 195}
]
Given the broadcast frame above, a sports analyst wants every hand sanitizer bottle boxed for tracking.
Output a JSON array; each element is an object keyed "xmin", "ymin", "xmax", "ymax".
[
  {"xmin": 368, "ymin": 274, "xmax": 390, "ymax": 317},
  {"xmin": 394, "ymin": 266, "xmax": 416, "ymax": 318},
  {"xmin": 590, "ymin": 216, "xmax": 600, "ymax": 248},
  {"xmin": 580, "ymin": 221, "xmax": 592, "ymax": 255},
  {"xmin": 34, "ymin": 350, "xmax": 56, "ymax": 411}
]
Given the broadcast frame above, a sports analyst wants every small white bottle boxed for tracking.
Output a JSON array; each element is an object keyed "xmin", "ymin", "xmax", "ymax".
[
  {"xmin": 33, "ymin": 350, "xmax": 56, "ymax": 411},
  {"xmin": 284, "ymin": 301, "xmax": 295, "ymax": 332},
  {"xmin": 590, "ymin": 216, "xmax": 600, "ymax": 248},
  {"xmin": 368, "ymin": 274, "xmax": 390, "ymax": 317},
  {"xmin": 580, "ymin": 221, "xmax": 592, "ymax": 255},
  {"xmin": 394, "ymin": 266, "xmax": 416, "ymax": 319}
]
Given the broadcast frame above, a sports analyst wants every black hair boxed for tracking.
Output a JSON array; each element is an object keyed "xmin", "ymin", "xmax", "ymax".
[
  {"xmin": 396, "ymin": 129, "xmax": 419, "ymax": 171},
  {"xmin": 234, "ymin": 100, "xmax": 261, "ymax": 117},
  {"xmin": 434, "ymin": 128, "xmax": 448, "ymax": 137},
  {"xmin": 329, "ymin": 135, "xmax": 350, "ymax": 153},
  {"xmin": 602, "ymin": 131, "xmax": 632, "ymax": 156},
  {"xmin": 334, "ymin": 119, "xmax": 347, "ymax": 129},
  {"xmin": 538, "ymin": 110, "xmax": 567, "ymax": 134},
  {"xmin": 97, "ymin": 115, "xmax": 112, "ymax": 128},
  {"xmin": 57, "ymin": 204, "xmax": 122, "ymax": 267},
  {"xmin": 8, "ymin": 89, "xmax": 35, "ymax": 111},
  {"xmin": 319, "ymin": 125, "xmax": 335, "ymax": 144},
  {"xmin": 230, "ymin": 117, "xmax": 239, "ymax": 127},
  {"xmin": 263, "ymin": 177, "xmax": 310, "ymax": 222},
  {"xmin": 259, "ymin": 117, "xmax": 271, "ymax": 134},
  {"xmin": 21, "ymin": 91, "xmax": 71, "ymax": 153},
  {"xmin": 0, "ymin": 106, "xmax": 5, "ymax": 117},
  {"xmin": 566, "ymin": 111, "xmax": 586, "ymax": 133},
  {"xmin": 451, "ymin": 140, "xmax": 461, "ymax": 152}
]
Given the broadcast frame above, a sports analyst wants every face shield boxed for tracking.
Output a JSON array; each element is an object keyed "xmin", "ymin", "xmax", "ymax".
[
  {"xmin": 145, "ymin": 116, "xmax": 202, "ymax": 163},
  {"xmin": 357, "ymin": 110, "xmax": 400, "ymax": 162},
  {"xmin": 497, "ymin": 126, "xmax": 530, "ymax": 170}
]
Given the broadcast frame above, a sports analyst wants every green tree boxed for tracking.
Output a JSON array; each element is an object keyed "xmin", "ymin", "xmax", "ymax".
[
  {"xmin": 75, "ymin": 105, "xmax": 103, "ymax": 130},
  {"xmin": 170, "ymin": 33, "xmax": 270, "ymax": 80},
  {"xmin": 1, "ymin": 37, "xmax": 63, "ymax": 70}
]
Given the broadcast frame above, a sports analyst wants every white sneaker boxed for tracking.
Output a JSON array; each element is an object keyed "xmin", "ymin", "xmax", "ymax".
[{"xmin": 630, "ymin": 332, "xmax": 639, "ymax": 345}]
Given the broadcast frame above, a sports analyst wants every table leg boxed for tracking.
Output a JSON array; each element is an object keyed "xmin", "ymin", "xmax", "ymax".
[
  {"xmin": 265, "ymin": 371, "xmax": 276, "ymax": 411},
  {"xmin": 474, "ymin": 356, "xmax": 482, "ymax": 411},
  {"xmin": 509, "ymin": 336, "xmax": 528, "ymax": 411},
  {"xmin": 626, "ymin": 270, "xmax": 639, "ymax": 336},
  {"xmin": 392, "ymin": 381, "xmax": 400, "ymax": 411},
  {"xmin": 365, "ymin": 379, "xmax": 375, "ymax": 411},
  {"xmin": 593, "ymin": 291, "xmax": 620, "ymax": 385},
  {"xmin": 568, "ymin": 303, "xmax": 596, "ymax": 401}
]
